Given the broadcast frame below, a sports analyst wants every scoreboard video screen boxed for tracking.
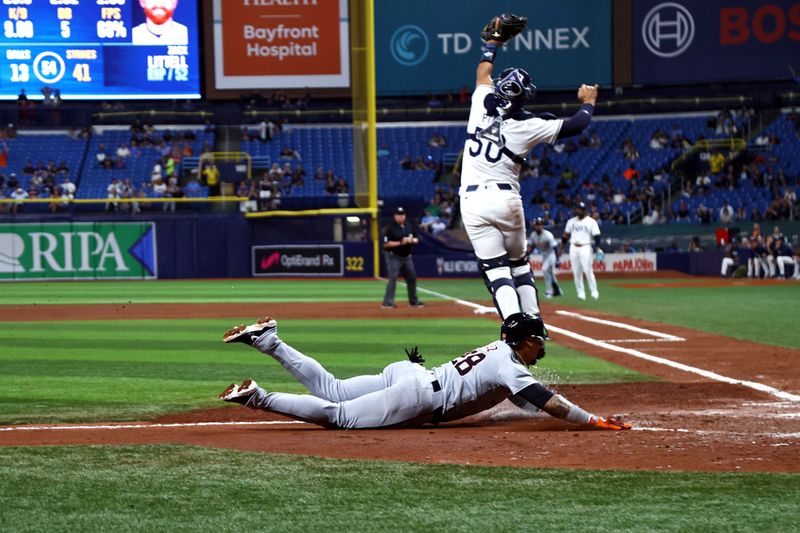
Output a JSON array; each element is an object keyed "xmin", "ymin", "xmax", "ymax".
[{"xmin": 0, "ymin": 0, "xmax": 200, "ymax": 100}]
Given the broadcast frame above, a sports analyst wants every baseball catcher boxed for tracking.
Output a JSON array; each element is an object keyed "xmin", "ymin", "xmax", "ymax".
[
  {"xmin": 461, "ymin": 12, "xmax": 599, "ymax": 320},
  {"xmin": 219, "ymin": 314, "xmax": 632, "ymax": 431}
]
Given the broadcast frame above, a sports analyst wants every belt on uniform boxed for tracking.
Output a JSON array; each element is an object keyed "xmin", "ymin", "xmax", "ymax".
[
  {"xmin": 572, "ymin": 243, "xmax": 589, "ymax": 247},
  {"xmin": 430, "ymin": 378, "xmax": 442, "ymax": 425},
  {"xmin": 464, "ymin": 183, "xmax": 513, "ymax": 192}
]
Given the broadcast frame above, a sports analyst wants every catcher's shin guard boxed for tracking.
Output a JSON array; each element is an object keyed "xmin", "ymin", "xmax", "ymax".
[
  {"xmin": 479, "ymin": 255, "xmax": 519, "ymax": 319},
  {"xmin": 510, "ymin": 257, "xmax": 540, "ymax": 315}
]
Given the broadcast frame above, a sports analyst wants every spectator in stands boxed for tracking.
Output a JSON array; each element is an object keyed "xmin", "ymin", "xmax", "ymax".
[
  {"xmin": 649, "ymin": 129, "xmax": 668, "ymax": 149},
  {"xmin": 291, "ymin": 164, "xmax": 306, "ymax": 190},
  {"xmin": 764, "ymin": 196, "xmax": 791, "ymax": 220},
  {"xmin": 754, "ymin": 132, "xmax": 769, "ymax": 146},
  {"xmin": 688, "ymin": 236, "xmax": 701, "ymax": 252},
  {"xmin": 719, "ymin": 200, "xmax": 734, "ymax": 224},
  {"xmin": 22, "ymin": 160, "xmax": 34, "ymax": 174},
  {"xmin": 10, "ymin": 186, "xmax": 27, "ymax": 213},
  {"xmin": 768, "ymin": 133, "xmax": 780, "ymax": 145},
  {"xmin": 0, "ymin": 141, "xmax": 7, "ymax": 169},
  {"xmin": 709, "ymin": 151, "xmax": 725, "ymax": 174},
  {"xmin": 695, "ymin": 172, "xmax": 711, "ymax": 194},
  {"xmin": 96, "ymin": 143, "xmax": 110, "ymax": 166},
  {"xmin": 312, "ymin": 166, "xmax": 325, "ymax": 181},
  {"xmin": 623, "ymin": 164, "xmax": 640, "ymax": 181},
  {"xmin": 588, "ymin": 131, "xmax": 602, "ymax": 148},
  {"xmin": 7, "ymin": 173, "xmax": 19, "ymax": 191},
  {"xmin": 621, "ymin": 138, "xmax": 639, "ymax": 160},
  {"xmin": 676, "ymin": 200, "xmax": 691, "ymax": 222},
  {"xmin": 696, "ymin": 204, "xmax": 712, "ymax": 224},
  {"xmin": 202, "ymin": 162, "xmax": 220, "ymax": 197},
  {"xmin": 181, "ymin": 142, "xmax": 193, "ymax": 157},
  {"xmin": 152, "ymin": 176, "xmax": 167, "ymax": 199},
  {"xmin": 56, "ymin": 160, "xmax": 69, "ymax": 174},
  {"xmin": 324, "ymin": 174, "xmax": 336, "ymax": 195},
  {"xmin": 642, "ymin": 207, "xmax": 662, "ymax": 225},
  {"xmin": 237, "ymin": 181, "xmax": 258, "ymax": 213},
  {"xmin": 60, "ymin": 177, "xmax": 76, "ymax": 198},
  {"xmin": 428, "ymin": 133, "xmax": 447, "ymax": 148},
  {"xmin": 334, "ymin": 177, "xmax": 349, "ymax": 194},
  {"xmin": 163, "ymin": 178, "xmax": 182, "ymax": 212},
  {"xmin": 734, "ymin": 206, "xmax": 747, "ymax": 222},
  {"xmin": 279, "ymin": 146, "xmax": 301, "ymax": 160},
  {"xmin": 106, "ymin": 178, "xmax": 122, "ymax": 211},
  {"xmin": 268, "ymin": 163, "xmax": 283, "ymax": 182},
  {"xmin": 116, "ymin": 143, "xmax": 131, "ymax": 159}
]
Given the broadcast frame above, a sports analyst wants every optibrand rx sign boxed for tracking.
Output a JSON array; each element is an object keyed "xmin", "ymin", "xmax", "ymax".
[
  {"xmin": 376, "ymin": 0, "xmax": 611, "ymax": 94},
  {"xmin": 0, "ymin": 222, "xmax": 157, "ymax": 280},
  {"xmin": 634, "ymin": 0, "xmax": 800, "ymax": 84}
]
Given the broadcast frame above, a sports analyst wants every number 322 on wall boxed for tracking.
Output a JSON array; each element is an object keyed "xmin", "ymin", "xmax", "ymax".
[{"xmin": 345, "ymin": 256, "xmax": 364, "ymax": 272}]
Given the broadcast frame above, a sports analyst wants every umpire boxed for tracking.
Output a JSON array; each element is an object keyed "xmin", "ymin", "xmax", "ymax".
[{"xmin": 382, "ymin": 207, "xmax": 425, "ymax": 308}]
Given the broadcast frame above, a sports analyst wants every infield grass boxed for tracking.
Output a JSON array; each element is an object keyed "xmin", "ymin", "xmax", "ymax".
[{"xmin": 1, "ymin": 445, "xmax": 797, "ymax": 533}]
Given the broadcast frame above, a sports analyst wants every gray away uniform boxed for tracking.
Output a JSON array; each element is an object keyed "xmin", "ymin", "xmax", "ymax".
[
  {"xmin": 528, "ymin": 228, "xmax": 562, "ymax": 297},
  {"xmin": 242, "ymin": 329, "xmax": 541, "ymax": 429}
]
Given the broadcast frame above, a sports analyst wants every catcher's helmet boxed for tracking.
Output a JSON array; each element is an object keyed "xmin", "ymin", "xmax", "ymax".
[
  {"xmin": 501, "ymin": 312, "xmax": 549, "ymax": 347},
  {"xmin": 494, "ymin": 68, "xmax": 536, "ymax": 103}
]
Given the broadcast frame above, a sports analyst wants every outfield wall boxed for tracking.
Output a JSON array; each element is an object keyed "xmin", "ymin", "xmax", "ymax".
[{"xmin": 0, "ymin": 213, "xmax": 754, "ymax": 280}]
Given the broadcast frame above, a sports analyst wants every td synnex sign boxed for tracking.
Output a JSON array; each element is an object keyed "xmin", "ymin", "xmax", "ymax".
[{"xmin": 252, "ymin": 245, "xmax": 343, "ymax": 276}]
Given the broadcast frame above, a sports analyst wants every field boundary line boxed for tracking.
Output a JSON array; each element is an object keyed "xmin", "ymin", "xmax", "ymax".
[
  {"xmin": 416, "ymin": 284, "xmax": 800, "ymax": 403},
  {"xmin": 554, "ymin": 310, "xmax": 685, "ymax": 341},
  {"xmin": 0, "ymin": 420, "xmax": 308, "ymax": 432}
]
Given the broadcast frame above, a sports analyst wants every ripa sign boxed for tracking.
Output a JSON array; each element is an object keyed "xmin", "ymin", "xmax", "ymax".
[{"xmin": 0, "ymin": 222, "xmax": 157, "ymax": 280}]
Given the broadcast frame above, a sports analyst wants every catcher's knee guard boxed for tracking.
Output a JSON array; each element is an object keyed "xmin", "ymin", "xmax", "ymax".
[
  {"xmin": 509, "ymin": 256, "xmax": 540, "ymax": 314},
  {"xmin": 478, "ymin": 254, "xmax": 514, "ymax": 295}
]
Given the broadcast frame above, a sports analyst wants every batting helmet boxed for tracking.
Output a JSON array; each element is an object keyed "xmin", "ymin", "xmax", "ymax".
[
  {"xmin": 533, "ymin": 217, "xmax": 544, "ymax": 225},
  {"xmin": 494, "ymin": 68, "xmax": 536, "ymax": 103},
  {"xmin": 501, "ymin": 312, "xmax": 549, "ymax": 347}
]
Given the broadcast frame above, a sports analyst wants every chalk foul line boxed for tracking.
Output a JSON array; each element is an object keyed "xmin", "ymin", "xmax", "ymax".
[
  {"xmin": 415, "ymin": 285, "xmax": 800, "ymax": 403},
  {"xmin": 0, "ymin": 420, "xmax": 308, "ymax": 432}
]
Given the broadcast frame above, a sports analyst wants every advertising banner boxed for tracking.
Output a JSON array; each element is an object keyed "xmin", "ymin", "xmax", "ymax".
[
  {"xmin": 212, "ymin": 0, "xmax": 350, "ymax": 89},
  {"xmin": 633, "ymin": 0, "xmax": 800, "ymax": 84},
  {"xmin": 530, "ymin": 252, "xmax": 658, "ymax": 275},
  {"xmin": 0, "ymin": 222, "xmax": 157, "ymax": 280},
  {"xmin": 253, "ymin": 244, "xmax": 344, "ymax": 276},
  {"xmin": 375, "ymin": 0, "xmax": 611, "ymax": 95},
  {"xmin": 413, "ymin": 251, "xmax": 657, "ymax": 278}
]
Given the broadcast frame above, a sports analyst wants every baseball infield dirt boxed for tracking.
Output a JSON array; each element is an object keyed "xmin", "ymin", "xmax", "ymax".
[{"xmin": 1, "ymin": 299, "xmax": 798, "ymax": 472}]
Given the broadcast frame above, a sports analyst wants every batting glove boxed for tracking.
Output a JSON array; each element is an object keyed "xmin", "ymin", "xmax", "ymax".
[
  {"xmin": 588, "ymin": 416, "xmax": 632, "ymax": 431},
  {"xmin": 405, "ymin": 346, "xmax": 425, "ymax": 365}
]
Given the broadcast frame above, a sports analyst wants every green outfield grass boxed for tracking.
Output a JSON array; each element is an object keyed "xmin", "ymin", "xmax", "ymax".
[
  {"xmin": 2, "ymin": 277, "xmax": 797, "ymax": 348},
  {"xmin": 1, "ymin": 445, "xmax": 797, "ymax": 533},
  {"xmin": 0, "ymin": 318, "xmax": 650, "ymax": 424}
]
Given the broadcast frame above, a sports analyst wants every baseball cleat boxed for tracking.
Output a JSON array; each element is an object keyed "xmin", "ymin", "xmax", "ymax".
[
  {"xmin": 219, "ymin": 379, "xmax": 260, "ymax": 406},
  {"xmin": 410, "ymin": 301, "xmax": 426, "ymax": 308},
  {"xmin": 223, "ymin": 317, "xmax": 277, "ymax": 345}
]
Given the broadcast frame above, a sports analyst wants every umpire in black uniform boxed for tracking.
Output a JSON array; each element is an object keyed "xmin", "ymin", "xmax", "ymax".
[{"xmin": 382, "ymin": 207, "xmax": 424, "ymax": 308}]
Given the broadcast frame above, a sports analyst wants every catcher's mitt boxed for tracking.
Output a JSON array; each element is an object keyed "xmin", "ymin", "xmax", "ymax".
[{"xmin": 481, "ymin": 13, "xmax": 527, "ymax": 43}]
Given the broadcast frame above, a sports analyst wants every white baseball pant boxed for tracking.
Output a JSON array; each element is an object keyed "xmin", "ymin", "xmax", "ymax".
[
  {"xmin": 245, "ymin": 333, "xmax": 442, "ymax": 428},
  {"xmin": 569, "ymin": 244, "xmax": 598, "ymax": 299}
]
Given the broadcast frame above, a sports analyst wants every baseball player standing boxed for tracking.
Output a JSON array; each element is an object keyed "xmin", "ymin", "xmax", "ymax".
[
  {"xmin": 219, "ymin": 313, "xmax": 632, "ymax": 431},
  {"xmin": 460, "ymin": 13, "xmax": 599, "ymax": 319},
  {"xmin": 562, "ymin": 202, "xmax": 602, "ymax": 300},
  {"xmin": 527, "ymin": 217, "xmax": 563, "ymax": 298}
]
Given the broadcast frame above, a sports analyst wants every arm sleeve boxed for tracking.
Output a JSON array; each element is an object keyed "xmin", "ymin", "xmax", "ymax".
[
  {"xmin": 515, "ymin": 383, "xmax": 555, "ymax": 409},
  {"xmin": 556, "ymin": 104, "xmax": 594, "ymax": 139}
]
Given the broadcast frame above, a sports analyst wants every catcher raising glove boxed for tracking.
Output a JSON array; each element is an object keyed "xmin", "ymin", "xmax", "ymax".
[{"xmin": 481, "ymin": 13, "xmax": 527, "ymax": 43}]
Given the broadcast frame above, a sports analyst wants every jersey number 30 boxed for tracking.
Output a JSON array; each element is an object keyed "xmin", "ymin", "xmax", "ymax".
[
  {"xmin": 451, "ymin": 350, "xmax": 487, "ymax": 376},
  {"xmin": 468, "ymin": 137, "xmax": 503, "ymax": 163}
]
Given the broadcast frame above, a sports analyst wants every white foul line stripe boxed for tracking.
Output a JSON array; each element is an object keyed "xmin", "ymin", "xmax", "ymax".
[
  {"xmin": 555, "ymin": 310, "xmax": 685, "ymax": 341},
  {"xmin": 547, "ymin": 323, "xmax": 800, "ymax": 402},
  {"xmin": 414, "ymin": 284, "xmax": 800, "ymax": 403},
  {"xmin": 602, "ymin": 338, "xmax": 684, "ymax": 344},
  {"xmin": 0, "ymin": 420, "xmax": 308, "ymax": 432}
]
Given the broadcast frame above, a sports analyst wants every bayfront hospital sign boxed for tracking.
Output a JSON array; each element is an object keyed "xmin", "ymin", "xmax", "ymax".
[{"xmin": 212, "ymin": 0, "xmax": 350, "ymax": 89}]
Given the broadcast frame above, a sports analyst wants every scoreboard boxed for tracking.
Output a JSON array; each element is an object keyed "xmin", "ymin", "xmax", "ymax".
[{"xmin": 0, "ymin": 0, "xmax": 200, "ymax": 99}]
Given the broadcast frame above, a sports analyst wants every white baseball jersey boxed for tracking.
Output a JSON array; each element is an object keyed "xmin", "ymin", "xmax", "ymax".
[
  {"xmin": 528, "ymin": 229, "xmax": 558, "ymax": 259},
  {"xmin": 431, "ymin": 340, "xmax": 538, "ymax": 422},
  {"xmin": 461, "ymin": 85, "xmax": 562, "ymax": 192},
  {"xmin": 565, "ymin": 215, "xmax": 600, "ymax": 246}
]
